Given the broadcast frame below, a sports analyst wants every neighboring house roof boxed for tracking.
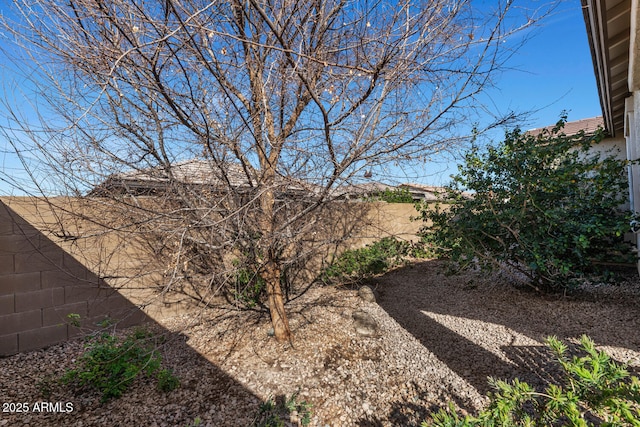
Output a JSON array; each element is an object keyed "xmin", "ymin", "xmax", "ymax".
[
  {"xmin": 89, "ymin": 159, "xmax": 395, "ymax": 200},
  {"xmin": 527, "ymin": 116, "xmax": 605, "ymax": 137},
  {"xmin": 581, "ymin": 0, "xmax": 632, "ymax": 137},
  {"xmin": 398, "ymin": 183, "xmax": 473, "ymax": 201},
  {"xmin": 90, "ymin": 159, "xmax": 314, "ymax": 196},
  {"xmin": 333, "ymin": 182, "xmax": 395, "ymax": 199},
  {"xmin": 90, "ymin": 159, "xmax": 456, "ymax": 203},
  {"xmin": 127, "ymin": 160, "xmax": 254, "ymax": 186},
  {"xmin": 90, "ymin": 160, "xmax": 248, "ymax": 195},
  {"xmin": 398, "ymin": 183, "xmax": 446, "ymax": 201}
]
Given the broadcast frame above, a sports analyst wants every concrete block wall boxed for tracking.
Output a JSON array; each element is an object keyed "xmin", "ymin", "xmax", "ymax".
[
  {"xmin": 0, "ymin": 197, "xmax": 427, "ymax": 356},
  {"xmin": 0, "ymin": 200, "xmax": 149, "ymax": 356}
]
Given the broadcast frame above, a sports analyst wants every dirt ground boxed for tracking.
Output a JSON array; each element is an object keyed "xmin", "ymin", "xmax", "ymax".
[{"xmin": 1, "ymin": 260, "xmax": 640, "ymax": 426}]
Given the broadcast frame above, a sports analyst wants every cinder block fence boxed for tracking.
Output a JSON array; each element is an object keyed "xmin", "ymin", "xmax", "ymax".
[
  {"xmin": 0, "ymin": 200, "xmax": 148, "ymax": 356},
  {"xmin": 0, "ymin": 198, "xmax": 423, "ymax": 356}
]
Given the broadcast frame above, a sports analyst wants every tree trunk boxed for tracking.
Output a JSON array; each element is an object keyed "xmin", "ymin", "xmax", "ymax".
[
  {"xmin": 264, "ymin": 259, "xmax": 292, "ymax": 342},
  {"xmin": 259, "ymin": 175, "xmax": 292, "ymax": 342}
]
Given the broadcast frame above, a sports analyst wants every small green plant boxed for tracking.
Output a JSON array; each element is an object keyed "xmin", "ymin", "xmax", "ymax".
[
  {"xmin": 252, "ymin": 393, "xmax": 312, "ymax": 427},
  {"xmin": 36, "ymin": 375, "xmax": 57, "ymax": 399},
  {"xmin": 233, "ymin": 265, "xmax": 266, "ymax": 308},
  {"xmin": 321, "ymin": 237, "xmax": 425, "ymax": 285},
  {"xmin": 185, "ymin": 417, "xmax": 202, "ymax": 426},
  {"xmin": 66, "ymin": 313, "xmax": 81, "ymax": 328},
  {"xmin": 61, "ymin": 327, "xmax": 179, "ymax": 402},
  {"xmin": 157, "ymin": 367, "xmax": 180, "ymax": 392},
  {"xmin": 425, "ymin": 335, "xmax": 640, "ymax": 426},
  {"xmin": 96, "ymin": 317, "xmax": 114, "ymax": 328}
]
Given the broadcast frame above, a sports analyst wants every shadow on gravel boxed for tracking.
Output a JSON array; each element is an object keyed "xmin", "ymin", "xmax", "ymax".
[
  {"xmin": 387, "ymin": 300, "xmax": 536, "ymax": 395},
  {"xmin": 0, "ymin": 327, "xmax": 263, "ymax": 427},
  {"xmin": 372, "ymin": 259, "xmax": 640, "ymax": 423},
  {"xmin": 0, "ymin": 201, "xmax": 263, "ymax": 427},
  {"xmin": 354, "ymin": 381, "xmax": 445, "ymax": 427}
]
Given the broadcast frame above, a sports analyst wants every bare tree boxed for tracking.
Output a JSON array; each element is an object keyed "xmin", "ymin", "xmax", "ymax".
[{"xmin": 0, "ymin": 0, "xmax": 548, "ymax": 341}]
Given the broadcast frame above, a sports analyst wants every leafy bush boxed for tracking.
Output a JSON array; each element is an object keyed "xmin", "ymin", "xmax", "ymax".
[
  {"xmin": 232, "ymin": 264, "xmax": 267, "ymax": 309},
  {"xmin": 231, "ymin": 264, "xmax": 300, "ymax": 310},
  {"xmin": 425, "ymin": 335, "xmax": 640, "ymax": 426},
  {"xmin": 251, "ymin": 393, "xmax": 312, "ymax": 427},
  {"xmin": 62, "ymin": 327, "xmax": 179, "ymax": 402},
  {"xmin": 416, "ymin": 117, "xmax": 636, "ymax": 290},
  {"xmin": 157, "ymin": 367, "xmax": 181, "ymax": 392},
  {"xmin": 321, "ymin": 237, "xmax": 425, "ymax": 284}
]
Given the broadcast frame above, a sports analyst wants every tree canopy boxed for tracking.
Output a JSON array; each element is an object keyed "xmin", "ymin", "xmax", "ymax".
[{"xmin": 0, "ymin": 0, "xmax": 550, "ymax": 340}]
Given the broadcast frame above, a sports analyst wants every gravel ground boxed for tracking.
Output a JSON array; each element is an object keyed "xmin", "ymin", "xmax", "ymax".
[{"xmin": 2, "ymin": 259, "xmax": 640, "ymax": 426}]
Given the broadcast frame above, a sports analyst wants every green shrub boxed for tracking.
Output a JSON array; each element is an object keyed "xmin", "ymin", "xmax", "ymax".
[
  {"xmin": 425, "ymin": 335, "xmax": 640, "ymax": 426},
  {"xmin": 62, "ymin": 327, "xmax": 179, "ymax": 402},
  {"xmin": 233, "ymin": 265, "xmax": 267, "ymax": 308},
  {"xmin": 321, "ymin": 237, "xmax": 425, "ymax": 284},
  {"xmin": 417, "ymin": 116, "xmax": 636, "ymax": 290},
  {"xmin": 157, "ymin": 367, "xmax": 180, "ymax": 392},
  {"xmin": 251, "ymin": 393, "xmax": 312, "ymax": 427}
]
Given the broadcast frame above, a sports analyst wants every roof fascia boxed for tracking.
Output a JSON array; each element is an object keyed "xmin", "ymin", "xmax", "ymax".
[
  {"xmin": 582, "ymin": 0, "xmax": 616, "ymax": 135},
  {"xmin": 630, "ymin": 0, "xmax": 640, "ymax": 91}
]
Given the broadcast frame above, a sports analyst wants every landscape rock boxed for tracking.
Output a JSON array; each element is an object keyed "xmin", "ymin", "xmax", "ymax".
[
  {"xmin": 358, "ymin": 285, "xmax": 376, "ymax": 303},
  {"xmin": 352, "ymin": 310, "xmax": 379, "ymax": 337}
]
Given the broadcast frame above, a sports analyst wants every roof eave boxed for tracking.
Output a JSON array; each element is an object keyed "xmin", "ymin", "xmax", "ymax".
[{"xmin": 581, "ymin": 0, "xmax": 632, "ymax": 138}]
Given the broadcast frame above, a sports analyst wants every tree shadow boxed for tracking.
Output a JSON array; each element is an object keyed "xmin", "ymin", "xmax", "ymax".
[
  {"xmin": 367, "ymin": 259, "xmax": 640, "ymax": 424},
  {"xmin": 0, "ymin": 198, "xmax": 263, "ymax": 426},
  {"xmin": 355, "ymin": 380, "xmax": 442, "ymax": 427}
]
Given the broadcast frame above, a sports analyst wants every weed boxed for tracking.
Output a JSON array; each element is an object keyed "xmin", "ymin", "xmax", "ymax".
[
  {"xmin": 425, "ymin": 335, "xmax": 640, "ymax": 426},
  {"xmin": 185, "ymin": 417, "xmax": 202, "ymax": 426},
  {"xmin": 157, "ymin": 368, "xmax": 180, "ymax": 392},
  {"xmin": 233, "ymin": 266, "xmax": 266, "ymax": 308},
  {"xmin": 36, "ymin": 375, "xmax": 56, "ymax": 399},
  {"xmin": 252, "ymin": 393, "xmax": 312, "ymax": 427},
  {"xmin": 61, "ymin": 327, "xmax": 179, "ymax": 402}
]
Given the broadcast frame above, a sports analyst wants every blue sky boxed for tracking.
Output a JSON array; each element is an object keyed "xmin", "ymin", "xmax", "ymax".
[
  {"xmin": 487, "ymin": 0, "xmax": 601, "ymax": 130},
  {"xmin": 0, "ymin": 0, "xmax": 604, "ymax": 193},
  {"xmin": 412, "ymin": 0, "xmax": 604, "ymax": 185}
]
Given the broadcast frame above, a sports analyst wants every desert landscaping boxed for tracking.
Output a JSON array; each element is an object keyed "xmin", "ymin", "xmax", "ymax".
[{"xmin": 2, "ymin": 260, "xmax": 639, "ymax": 426}]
